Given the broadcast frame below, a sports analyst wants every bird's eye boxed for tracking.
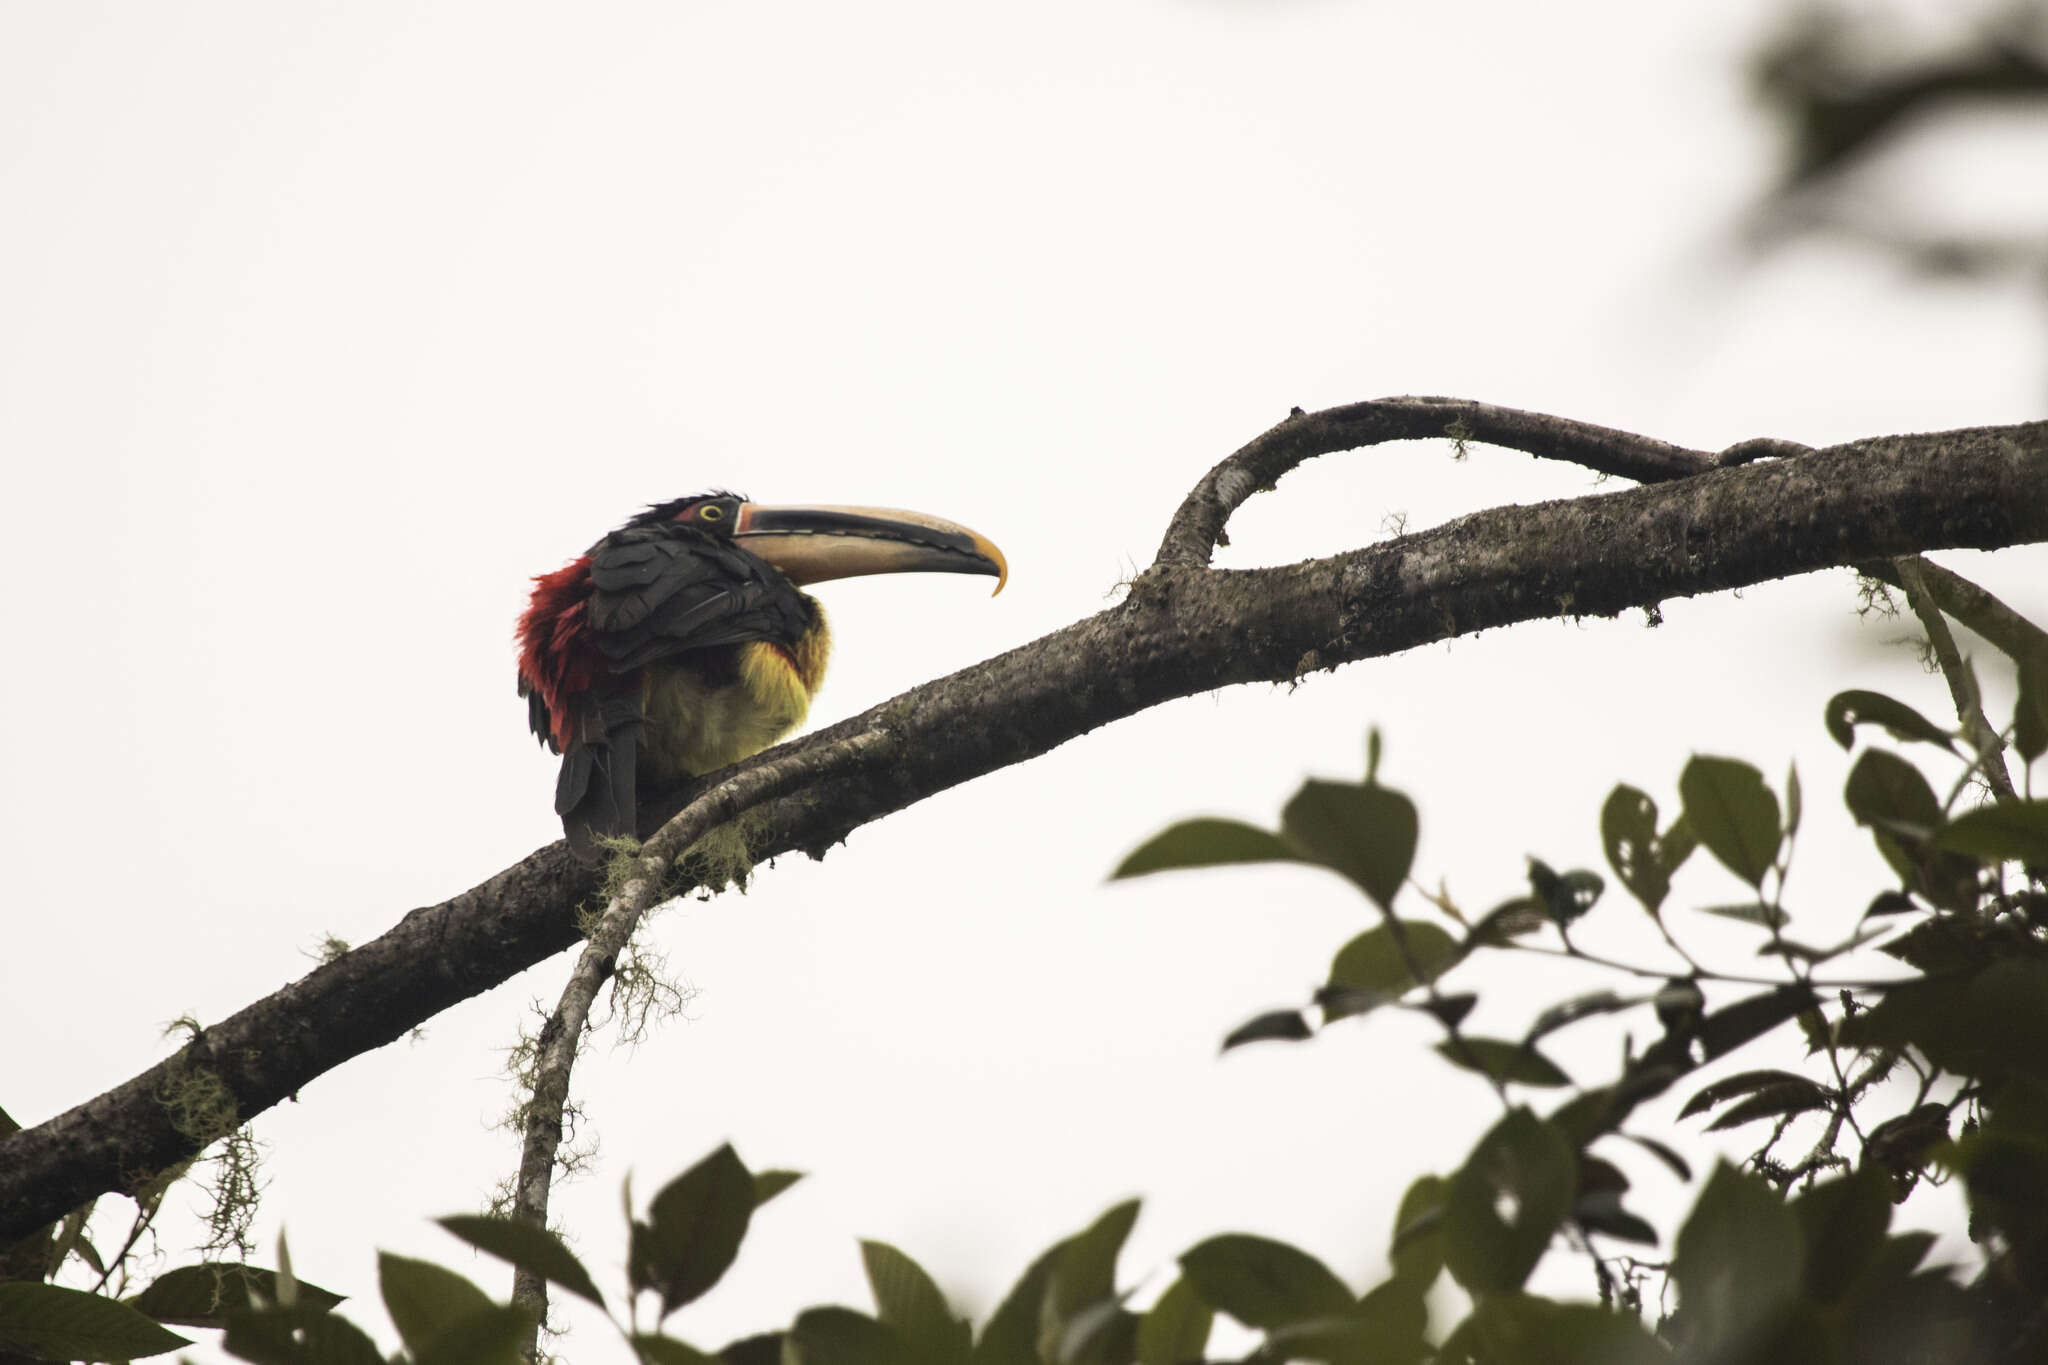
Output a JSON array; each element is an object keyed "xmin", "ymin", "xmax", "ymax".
[{"xmin": 699, "ymin": 505, "xmax": 724, "ymax": 522}]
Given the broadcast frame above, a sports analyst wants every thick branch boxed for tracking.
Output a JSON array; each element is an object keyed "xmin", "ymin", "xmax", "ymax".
[{"xmin": 2, "ymin": 409, "xmax": 2043, "ymax": 1242}]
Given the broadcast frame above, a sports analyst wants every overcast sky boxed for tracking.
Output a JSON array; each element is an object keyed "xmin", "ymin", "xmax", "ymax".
[{"xmin": 4, "ymin": 2, "xmax": 2046, "ymax": 1361}]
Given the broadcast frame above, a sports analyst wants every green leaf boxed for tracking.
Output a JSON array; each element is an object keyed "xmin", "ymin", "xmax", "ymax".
[
  {"xmin": 1619, "ymin": 1133, "xmax": 1692, "ymax": 1182},
  {"xmin": 1790, "ymin": 1168, "xmax": 1892, "ymax": 1304},
  {"xmin": 634, "ymin": 1143, "xmax": 757, "ymax": 1316},
  {"xmin": 377, "ymin": 1253, "xmax": 496, "ymax": 1356},
  {"xmin": 1571, "ymin": 1192, "xmax": 1658, "ymax": 1246},
  {"xmin": 1679, "ymin": 1069, "xmax": 1824, "ymax": 1120},
  {"xmin": 1178, "ymin": 1234, "xmax": 1352, "ymax": 1330},
  {"xmin": 413, "ymin": 1304, "xmax": 531, "ymax": 1365},
  {"xmin": 1784, "ymin": 762, "xmax": 1802, "ymax": 838},
  {"xmin": 1442, "ymin": 1294, "xmax": 1666, "ymax": 1365},
  {"xmin": 1279, "ymin": 779, "xmax": 1418, "ymax": 909},
  {"xmin": 1134, "ymin": 1278, "xmax": 1211, "ymax": 1365},
  {"xmin": 786, "ymin": 1307, "xmax": 905, "ymax": 1365},
  {"xmin": 971, "ymin": 1244, "xmax": 1059, "ymax": 1365},
  {"xmin": 1389, "ymin": 1176, "xmax": 1448, "ymax": 1290},
  {"xmin": 1600, "ymin": 786, "xmax": 1695, "ymax": 914},
  {"xmin": 1110, "ymin": 819, "xmax": 1304, "ymax": 879},
  {"xmin": 1442, "ymin": 1109, "xmax": 1576, "ymax": 1293},
  {"xmin": 1679, "ymin": 756, "xmax": 1782, "ymax": 887},
  {"xmin": 438, "ymin": 1214, "xmax": 606, "ymax": 1309},
  {"xmin": 1696, "ymin": 985, "xmax": 1817, "ymax": 1060},
  {"xmin": 1931, "ymin": 799, "xmax": 2048, "ymax": 865},
  {"xmin": 2017, "ymin": 645, "xmax": 2048, "ymax": 763},
  {"xmin": 1435, "ymin": 1037, "xmax": 1571, "ymax": 1088},
  {"xmin": 0, "ymin": 1281, "xmax": 191, "ymax": 1360},
  {"xmin": 861, "ymin": 1241, "xmax": 970, "ymax": 1362},
  {"xmin": 1844, "ymin": 749, "xmax": 1942, "ymax": 839},
  {"xmin": 1844, "ymin": 960, "xmax": 2048, "ymax": 1081},
  {"xmin": 1698, "ymin": 901, "xmax": 1790, "ymax": 929},
  {"xmin": 220, "ymin": 1303, "xmax": 388, "ymax": 1365},
  {"xmin": 1327, "ymin": 921, "xmax": 1459, "ymax": 994},
  {"xmin": 129, "ymin": 1262, "xmax": 345, "ymax": 1328},
  {"xmin": 1825, "ymin": 690, "xmax": 1957, "ymax": 752},
  {"xmin": 717, "ymin": 1333, "xmax": 784, "ymax": 1365},
  {"xmin": 753, "ymin": 1169, "xmax": 804, "ymax": 1208},
  {"xmin": 1705, "ymin": 1085, "xmax": 1833, "ymax": 1132},
  {"xmin": 1525, "ymin": 990, "xmax": 1636, "ymax": 1044},
  {"xmin": 1671, "ymin": 1163, "xmax": 1804, "ymax": 1339},
  {"xmin": 630, "ymin": 1333, "xmax": 720, "ymax": 1365},
  {"xmin": 1221, "ymin": 1010, "xmax": 1312, "ymax": 1051},
  {"xmin": 1049, "ymin": 1199, "xmax": 1139, "ymax": 1322}
]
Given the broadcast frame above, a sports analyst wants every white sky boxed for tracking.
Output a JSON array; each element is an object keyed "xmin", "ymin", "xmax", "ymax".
[{"xmin": 3, "ymin": 2, "xmax": 2045, "ymax": 1360}]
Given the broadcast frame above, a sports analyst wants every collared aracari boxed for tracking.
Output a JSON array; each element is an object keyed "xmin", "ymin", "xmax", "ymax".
[{"xmin": 517, "ymin": 493, "xmax": 1006, "ymax": 854}]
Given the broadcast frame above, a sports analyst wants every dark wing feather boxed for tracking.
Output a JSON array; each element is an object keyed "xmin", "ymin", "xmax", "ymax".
[{"xmin": 552, "ymin": 525, "xmax": 812, "ymax": 856}]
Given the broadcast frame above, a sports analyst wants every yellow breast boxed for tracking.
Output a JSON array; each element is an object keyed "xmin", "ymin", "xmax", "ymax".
[{"xmin": 638, "ymin": 607, "xmax": 832, "ymax": 784}]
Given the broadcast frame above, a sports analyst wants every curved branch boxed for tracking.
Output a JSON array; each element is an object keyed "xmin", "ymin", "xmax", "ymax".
[
  {"xmin": 1153, "ymin": 396, "xmax": 1725, "ymax": 570},
  {"xmin": 2, "ymin": 407, "xmax": 2043, "ymax": 1243}
]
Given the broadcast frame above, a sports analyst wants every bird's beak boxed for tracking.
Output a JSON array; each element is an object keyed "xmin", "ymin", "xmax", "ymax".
[{"xmin": 732, "ymin": 503, "xmax": 1008, "ymax": 595}]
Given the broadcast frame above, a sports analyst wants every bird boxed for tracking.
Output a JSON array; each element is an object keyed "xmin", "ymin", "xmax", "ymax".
[{"xmin": 517, "ymin": 492, "xmax": 1006, "ymax": 855}]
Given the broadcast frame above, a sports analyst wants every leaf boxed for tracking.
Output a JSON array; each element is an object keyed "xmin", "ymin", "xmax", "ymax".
[
  {"xmin": 0, "ymin": 1281, "xmax": 191, "ymax": 1360},
  {"xmin": 1423, "ymin": 992, "xmax": 1477, "ymax": 1029},
  {"xmin": 2017, "ymin": 644, "xmax": 2048, "ymax": 763},
  {"xmin": 634, "ymin": 1143, "xmax": 757, "ymax": 1316},
  {"xmin": 1280, "ymin": 779, "xmax": 1419, "ymax": 909},
  {"xmin": 1931, "ymin": 800, "xmax": 2048, "ymax": 866},
  {"xmin": 1571, "ymin": 1191, "xmax": 1658, "ymax": 1246},
  {"xmin": 1825, "ymin": 690, "xmax": 1957, "ymax": 752},
  {"xmin": 1671, "ymin": 1163, "xmax": 1804, "ymax": 1337},
  {"xmin": 1442, "ymin": 1109, "xmax": 1576, "ymax": 1293},
  {"xmin": 1679, "ymin": 756, "xmax": 1782, "ymax": 887},
  {"xmin": 786, "ymin": 1307, "xmax": 905, "ymax": 1365},
  {"xmin": 1844, "ymin": 750, "xmax": 1942, "ymax": 840},
  {"xmin": 1050, "ymin": 1200, "xmax": 1140, "ymax": 1322},
  {"xmin": 1327, "ymin": 921, "xmax": 1459, "ymax": 994},
  {"xmin": 1444, "ymin": 1294, "xmax": 1667, "ymax": 1365},
  {"xmin": 1312, "ymin": 985, "xmax": 1394, "ymax": 1024},
  {"xmin": 1602, "ymin": 786, "xmax": 1693, "ymax": 914},
  {"xmin": 412, "ymin": 1304, "xmax": 532, "ymax": 1365},
  {"xmin": 1679, "ymin": 1070, "xmax": 1825, "ymax": 1120},
  {"xmin": 1178, "ymin": 1234, "xmax": 1352, "ymax": 1330},
  {"xmin": 753, "ymin": 1170, "xmax": 804, "ymax": 1208},
  {"xmin": 861, "ymin": 1241, "xmax": 970, "ymax": 1363},
  {"xmin": 1525, "ymin": 991, "xmax": 1636, "ymax": 1044},
  {"xmin": 971, "ymin": 1243, "xmax": 1060, "ymax": 1365},
  {"xmin": 378, "ymin": 1253, "xmax": 497, "ymax": 1356},
  {"xmin": 1618, "ymin": 1133, "xmax": 1692, "ymax": 1183},
  {"xmin": 1221, "ymin": 1010, "xmax": 1312, "ymax": 1052},
  {"xmin": 1388, "ymin": 1176, "xmax": 1447, "ymax": 1290},
  {"xmin": 220, "ymin": 1303, "xmax": 388, "ymax": 1365},
  {"xmin": 1110, "ymin": 819, "xmax": 1304, "ymax": 880},
  {"xmin": 1705, "ymin": 1085, "xmax": 1833, "ymax": 1131},
  {"xmin": 129, "ymin": 1262, "xmax": 345, "ymax": 1328},
  {"xmin": 438, "ymin": 1214, "xmax": 607, "ymax": 1309},
  {"xmin": 1698, "ymin": 901, "xmax": 1790, "ymax": 929},
  {"xmin": 630, "ymin": 1334, "xmax": 721, "ymax": 1365},
  {"xmin": 1784, "ymin": 762, "xmax": 1802, "ymax": 837},
  {"xmin": 1790, "ymin": 1169, "xmax": 1892, "ymax": 1304},
  {"xmin": 1435, "ymin": 1037, "xmax": 1572, "ymax": 1088},
  {"xmin": 1862, "ymin": 890, "xmax": 1919, "ymax": 918},
  {"xmin": 1134, "ymin": 1278, "xmax": 1211, "ymax": 1365},
  {"xmin": 1697, "ymin": 985, "xmax": 1817, "ymax": 1060}
]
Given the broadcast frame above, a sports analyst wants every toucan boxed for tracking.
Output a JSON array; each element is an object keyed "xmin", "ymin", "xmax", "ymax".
[{"xmin": 517, "ymin": 493, "xmax": 1006, "ymax": 855}]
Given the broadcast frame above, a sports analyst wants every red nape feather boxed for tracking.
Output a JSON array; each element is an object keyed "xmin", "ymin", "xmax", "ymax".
[{"xmin": 515, "ymin": 556, "xmax": 601, "ymax": 750}]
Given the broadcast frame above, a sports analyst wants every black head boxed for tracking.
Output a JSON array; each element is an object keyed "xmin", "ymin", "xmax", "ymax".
[{"xmin": 625, "ymin": 491, "xmax": 747, "ymax": 537}]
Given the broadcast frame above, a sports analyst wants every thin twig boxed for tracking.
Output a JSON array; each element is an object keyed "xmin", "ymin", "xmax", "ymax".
[
  {"xmin": 1894, "ymin": 555, "xmax": 2017, "ymax": 800},
  {"xmin": 509, "ymin": 730, "xmax": 896, "ymax": 1357}
]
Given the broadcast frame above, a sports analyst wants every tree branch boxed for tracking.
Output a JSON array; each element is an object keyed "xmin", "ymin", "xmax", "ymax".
[
  {"xmin": 2, "ymin": 404, "xmax": 2043, "ymax": 1243},
  {"xmin": 508, "ymin": 731, "xmax": 894, "ymax": 1356}
]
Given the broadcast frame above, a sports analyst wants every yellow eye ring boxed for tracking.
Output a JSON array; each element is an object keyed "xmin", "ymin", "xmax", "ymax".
[{"xmin": 700, "ymin": 505, "xmax": 725, "ymax": 521}]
